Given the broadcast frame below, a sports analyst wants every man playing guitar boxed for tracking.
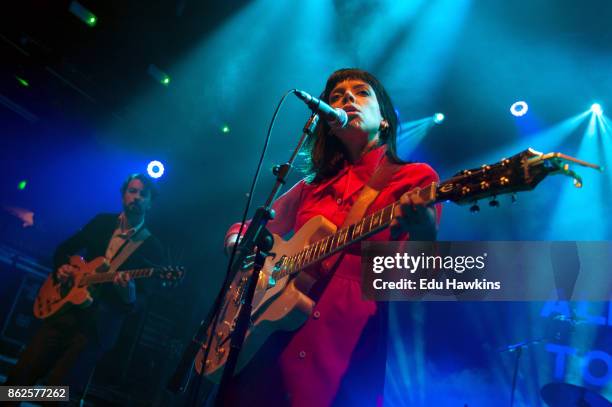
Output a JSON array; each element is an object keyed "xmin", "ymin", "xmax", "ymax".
[{"xmin": 4, "ymin": 173, "xmax": 166, "ymax": 403}]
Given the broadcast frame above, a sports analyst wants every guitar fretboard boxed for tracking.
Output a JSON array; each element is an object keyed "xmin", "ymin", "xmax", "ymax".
[
  {"xmin": 272, "ymin": 183, "xmax": 437, "ymax": 280},
  {"xmin": 80, "ymin": 268, "xmax": 156, "ymax": 286}
]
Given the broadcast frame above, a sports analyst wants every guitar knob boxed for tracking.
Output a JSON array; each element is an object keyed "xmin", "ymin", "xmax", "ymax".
[
  {"xmin": 489, "ymin": 199, "xmax": 499, "ymax": 207},
  {"xmin": 470, "ymin": 203, "xmax": 480, "ymax": 213}
]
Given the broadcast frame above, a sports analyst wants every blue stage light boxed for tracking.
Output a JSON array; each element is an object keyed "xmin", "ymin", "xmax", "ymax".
[
  {"xmin": 147, "ymin": 160, "xmax": 165, "ymax": 179},
  {"xmin": 590, "ymin": 103, "xmax": 603, "ymax": 116},
  {"xmin": 510, "ymin": 101, "xmax": 528, "ymax": 117},
  {"xmin": 433, "ymin": 113, "xmax": 445, "ymax": 124}
]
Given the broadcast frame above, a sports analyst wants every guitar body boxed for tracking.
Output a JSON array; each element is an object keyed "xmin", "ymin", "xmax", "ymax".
[
  {"xmin": 33, "ymin": 256, "xmax": 105, "ymax": 319},
  {"xmin": 195, "ymin": 215, "xmax": 337, "ymax": 379}
]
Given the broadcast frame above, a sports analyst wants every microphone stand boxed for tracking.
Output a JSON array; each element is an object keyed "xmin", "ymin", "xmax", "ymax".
[
  {"xmin": 213, "ymin": 112, "xmax": 319, "ymax": 405},
  {"xmin": 498, "ymin": 338, "xmax": 548, "ymax": 407}
]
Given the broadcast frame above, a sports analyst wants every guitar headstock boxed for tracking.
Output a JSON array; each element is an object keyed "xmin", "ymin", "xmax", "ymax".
[{"xmin": 436, "ymin": 148, "xmax": 602, "ymax": 206}]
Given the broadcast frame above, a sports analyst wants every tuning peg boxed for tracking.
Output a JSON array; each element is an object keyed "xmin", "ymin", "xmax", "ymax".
[
  {"xmin": 511, "ymin": 193, "xmax": 517, "ymax": 203},
  {"xmin": 489, "ymin": 198, "xmax": 499, "ymax": 207},
  {"xmin": 470, "ymin": 203, "xmax": 480, "ymax": 213}
]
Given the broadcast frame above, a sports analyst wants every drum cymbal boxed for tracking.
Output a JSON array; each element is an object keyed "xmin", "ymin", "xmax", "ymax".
[{"xmin": 541, "ymin": 382, "xmax": 611, "ymax": 407}]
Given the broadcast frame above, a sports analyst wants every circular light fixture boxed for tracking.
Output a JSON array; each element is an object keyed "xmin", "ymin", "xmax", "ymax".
[
  {"xmin": 147, "ymin": 160, "xmax": 165, "ymax": 179},
  {"xmin": 510, "ymin": 101, "xmax": 528, "ymax": 117}
]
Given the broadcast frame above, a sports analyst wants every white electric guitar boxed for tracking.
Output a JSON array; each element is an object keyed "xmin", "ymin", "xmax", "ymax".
[{"xmin": 194, "ymin": 148, "xmax": 600, "ymax": 379}]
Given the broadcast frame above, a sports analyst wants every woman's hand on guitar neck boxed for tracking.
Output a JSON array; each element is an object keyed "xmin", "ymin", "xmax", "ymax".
[{"xmin": 390, "ymin": 187, "xmax": 437, "ymax": 241}]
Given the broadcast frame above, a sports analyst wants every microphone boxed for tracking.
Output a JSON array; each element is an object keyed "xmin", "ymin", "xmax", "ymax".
[{"xmin": 293, "ymin": 89, "xmax": 348, "ymax": 128}]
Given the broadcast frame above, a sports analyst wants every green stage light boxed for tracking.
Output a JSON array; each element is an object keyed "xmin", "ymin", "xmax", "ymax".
[
  {"xmin": 69, "ymin": 1, "xmax": 98, "ymax": 28},
  {"xmin": 221, "ymin": 124, "xmax": 231, "ymax": 134},
  {"xmin": 15, "ymin": 76, "xmax": 29, "ymax": 87},
  {"xmin": 148, "ymin": 64, "xmax": 171, "ymax": 87},
  {"xmin": 18, "ymin": 180, "xmax": 27, "ymax": 190}
]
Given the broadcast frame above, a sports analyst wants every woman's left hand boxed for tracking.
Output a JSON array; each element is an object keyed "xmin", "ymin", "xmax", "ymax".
[{"xmin": 389, "ymin": 187, "xmax": 437, "ymax": 241}]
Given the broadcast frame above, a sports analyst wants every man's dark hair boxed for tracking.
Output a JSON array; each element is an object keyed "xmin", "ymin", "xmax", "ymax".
[
  {"xmin": 120, "ymin": 173, "xmax": 159, "ymax": 201},
  {"xmin": 301, "ymin": 68, "xmax": 403, "ymax": 183}
]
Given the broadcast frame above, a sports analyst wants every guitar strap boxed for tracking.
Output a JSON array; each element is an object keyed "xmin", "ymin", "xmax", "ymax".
[
  {"xmin": 321, "ymin": 153, "xmax": 402, "ymax": 272},
  {"xmin": 108, "ymin": 228, "xmax": 151, "ymax": 273}
]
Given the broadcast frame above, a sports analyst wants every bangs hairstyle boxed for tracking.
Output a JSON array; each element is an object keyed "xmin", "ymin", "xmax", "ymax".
[
  {"xmin": 120, "ymin": 173, "xmax": 159, "ymax": 201},
  {"xmin": 301, "ymin": 68, "xmax": 402, "ymax": 183}
]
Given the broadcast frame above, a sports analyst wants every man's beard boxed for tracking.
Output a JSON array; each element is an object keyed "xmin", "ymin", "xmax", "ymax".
[{"xmin": 125, "ymin": 203, "xmax": 143, "ymax": 215}]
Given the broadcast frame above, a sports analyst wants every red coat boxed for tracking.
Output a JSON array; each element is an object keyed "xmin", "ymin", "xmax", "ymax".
[{"xmin": 224, "ymin": 147, "xmax": 441, "ymax": 406}]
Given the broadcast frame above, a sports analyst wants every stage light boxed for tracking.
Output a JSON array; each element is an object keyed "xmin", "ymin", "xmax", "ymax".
[
  {"xmin": 510, "ymin": 101, "xmax": 528, "ymax": 117},
  {"xmin": 69, "ymin": 1, "xmax": 97, "ymax": 27},
  {"xmin": 221, "ymin": 124, "xmax": 231, "ymax": 134},
  {"xmin": 17, "ymin": 180, "xmax": 27, "ymax": 190},
  {"xmin": 147, "ymin": 64, "xmax": 171, "ymax": 86},
  {"xmin": 590, "ymin": 103, "xmax": 603, "ymax": 116},
  {"xmin": 15, "ymin": 76, "xmax": 29, "ymax": 87},
  {"xmin": 147, "ymin": 161, "xmax": 165, "ymax": 179},
  {"xmin": 433, "ymin": 113, "xmax": 445, "ymax": 124}
]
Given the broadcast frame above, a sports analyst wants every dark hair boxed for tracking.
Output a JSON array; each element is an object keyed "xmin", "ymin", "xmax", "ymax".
[
  {"xmin": 120, "ymin": 173, "xmax": 159, "ymax": 201},
  {"xmin": 301, "ymin": 68, "xmax": 402, "ymax": 182}
]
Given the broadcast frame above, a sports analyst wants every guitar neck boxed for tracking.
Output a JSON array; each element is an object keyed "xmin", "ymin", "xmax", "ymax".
[
  {"xmin": 275, "ymin": 183, "xmax": 438, "ymax": 279},
  {"xmin": 271, "ymin": 147, "xmax": 601, "ymax": 281},
  {"xmin": 81, "ymin": 268, "xmax": 156, "ymax": 286}
]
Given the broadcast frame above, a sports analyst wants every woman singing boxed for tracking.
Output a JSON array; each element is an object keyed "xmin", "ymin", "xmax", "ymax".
[{"xmin": 222, "ymin": 68, "xmax": 441, "ymax": 406}]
